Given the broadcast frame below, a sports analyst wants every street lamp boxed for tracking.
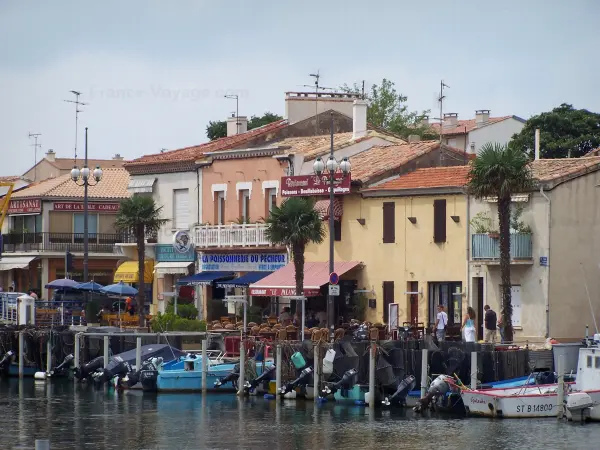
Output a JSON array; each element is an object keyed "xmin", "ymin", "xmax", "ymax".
[
  {"xmin": 313, "ymin": 114, "xmax": 351, "ymax": 336},
  {"xmin": 71, "ymin": 127, "xmax": 103, "ymax": 286}
]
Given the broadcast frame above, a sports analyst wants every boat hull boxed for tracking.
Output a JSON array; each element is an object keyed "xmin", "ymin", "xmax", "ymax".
[{"xmin": 462, "ymin": 385, "xmax": 562, "ymax": 418}]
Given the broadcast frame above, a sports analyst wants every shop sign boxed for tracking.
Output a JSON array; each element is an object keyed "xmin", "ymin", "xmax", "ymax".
[
  {"xmin": 56, "ymin": 270, "xmax": 113, "ymax": 278},
  {"xmin": 156, "ymin": 244, "xmax": 195, "ymax": 262},
  {"xmin": 53, "ymin": 202, "xmax": 120, "ymax": 213},
  {"xmin": 248, "ymin": 287, "xmax": 321, "ymax": 297},
  {"xmin": 172, "ymin": 230, "xmax": 193, "ymax": 254},
  {"xmin": 200, "ymin": 252, "xmax": 287, "ymax": 272},
  {"xmin": 8, "ymin": 198, "xmax": 41, "ymax": 214},
  {"xmin": 281, "ymin": 173, "xmax": 351, "ymax": 197}
]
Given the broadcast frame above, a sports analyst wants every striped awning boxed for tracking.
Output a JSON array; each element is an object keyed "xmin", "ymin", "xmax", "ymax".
[{"xmin": 314, "ymin": 198, "xmax": 343, "ymax": 220}]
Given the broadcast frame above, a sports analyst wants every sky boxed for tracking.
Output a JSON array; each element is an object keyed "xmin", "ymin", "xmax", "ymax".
[{"xmin": 1, "ymin": 0, "xmax": 599, "ymax": 176}]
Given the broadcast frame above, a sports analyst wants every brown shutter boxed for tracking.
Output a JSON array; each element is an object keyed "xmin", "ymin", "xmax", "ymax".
[
  {"xmin": 383, "ymin": 281, "xmax": 395, "ymax": 323},
  {"xmin": 382, "ymin": 202, "xmax": 395, "ymax": 243},
  {"xmin": 433, "ymin": 199, "xmax": 447, "ymax": 243}
]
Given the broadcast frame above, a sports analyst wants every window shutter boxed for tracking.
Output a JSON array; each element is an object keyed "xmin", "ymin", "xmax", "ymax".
[
  {"xmin": 174, "ymin": 189, "xmax": 190, "ymax": 229},
  {"xmin": 433, "ymin": 199, "xmax": 447, "ymax": 243},
  {"xmin": 383, "ymin": 281, "xmax": 395, "ymax": 323},
  {"xmin": 382, "ymin": 202, "xmax": 395, "ymax": 243}
]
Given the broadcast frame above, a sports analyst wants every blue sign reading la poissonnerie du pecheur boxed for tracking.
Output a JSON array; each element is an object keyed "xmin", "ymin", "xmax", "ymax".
[{"xmin": 200, "ymin": 252, "xmax": 288, "ymax": 272}]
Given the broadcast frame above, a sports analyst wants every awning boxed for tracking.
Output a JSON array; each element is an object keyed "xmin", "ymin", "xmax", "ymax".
[
  {"xmin": 216, "ymin": 271, "xmax": 273, "ymax": 289},
  {"xmin": 249, "ymin": 261, "xmax": 361, "ymax": 297},
  {"xmin": 0, "ymin": 256, "xmax": 36, "ymax": 271},
  {"xmin": 114, "ymin": 260, "xmax": 154, "ymax": 283},
  {"xmin": 314, "ymin": 198, "xmax": 343, "ymax": 220},
  {"xmin": 154, "ymin": 261, "xmax": 193, "ymax": 275},
  {"xmin": 177, "ymin": 271, "xmax": 235, "ymax": 286},
  {"xmin": 128, "ymin": 178, "xmax": 156, "ymax": 194}
]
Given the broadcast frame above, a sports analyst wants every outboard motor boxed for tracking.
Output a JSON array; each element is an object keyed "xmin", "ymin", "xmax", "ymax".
[
  {"xmin": 244, "ymin": 365, "xmax": 276, "ymax": 393},
  {"xmin": 535, "ymin": 371, "xmax": 556, "ymax": 385},
  {"xmin": 320, "ymin": 368, "xmax": 358, "ymax": 398},
  {"xmin": 0, "ymin": 351, "xmax": 15, "ymax": 369},
  {"xmin": 139, "ymin": 357, "xmax": 163, "ymax": 392},
  {"xmin": 53, "ymin": 354, "xmax": 74, "ymax": 374},
  {"xmin": 413, "ymin": 375, "xmax": 453, "ymax": 413},
  {"xmin": 279, "ymin": 366, "xmax": 313, "ymax": 396},
  {"xmin": 383, "ymin": 375, "xmax": 416, "ymax": 406},
  {"xmin": 214, "ymin": 363, "xmax": 240, "ymax": 389},
  {"xmin": 91, "ymin": 357, "xmax": 131, "ymax": 385},
  {"xmin": 74, "ymin": 356, "xmax": 105, "ymax": 381}
]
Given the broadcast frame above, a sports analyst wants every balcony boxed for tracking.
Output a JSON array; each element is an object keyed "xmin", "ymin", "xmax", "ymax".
[
  {"xmin": 193, "ymin": 223, "xmax": 272, "ymax": 248},
  {"xmin": 0, "ymin": 232, "xmax": 124, "ymax": 254},
  {"xmin": 471, "ymin": 233, "xmax": 533, "ymax": 263}
]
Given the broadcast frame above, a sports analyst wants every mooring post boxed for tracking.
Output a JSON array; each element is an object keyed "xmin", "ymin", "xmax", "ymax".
[
  {"xmin": 135, "ymin": 337, "xmax": 142, "ymax": 371},
  {"xmin": 202, "ymin": 339, "xmax": 208, "ymax": 394},
  {"xmin": 103, "ymin": 336, "xmax": 109, "ymax": 368},
  {"xmin": 470, "ymin": 351, "xmax": 478, "ymax": 390},
  {"xmin": 35, "ymin": 439, "xmax": 50, "ymax": 450},
  {"xmin": 420, "ymin": 348, "xmax": 428, "ymax": 398},
  {"xmin": 369, "ymin": 343, "xmax": 376, "ymax": 409},
  {"xmin": 46, "ymin": 333, "xmax": 52, "ymax": 374},
  {"xmin": 275, "ymin": 344, "xmax": 282, "ymax": 395},
  {"xmin": 18, "ymin": 331, "xmax": 24, "ymax": 378},
  {"xmin": 557, "ymin": 354, "xmax": 565, "ymax": 419},
  {"xmin": 313, "ymin": 344, "xmax": 320, "ymax": 401},
  {"xmin": 74, "ymin": 333, "xmax": 80, "ymax": 369},
  {"xmin": 238, "ymin": 340, "xmax": 245, "ymax": 396}
]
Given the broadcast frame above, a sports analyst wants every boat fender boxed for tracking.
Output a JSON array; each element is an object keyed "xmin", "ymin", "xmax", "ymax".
[{"xmin": 34, "ymin": 372, "xmax": 47, "ymax": 380}]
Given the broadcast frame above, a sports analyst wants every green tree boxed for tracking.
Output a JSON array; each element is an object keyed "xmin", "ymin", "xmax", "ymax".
[
  {"xmin": 205, "ymin": 112, "xmax": 283, "ymax": 141},
  {"xmin": 468, "ymin": 143, "xmax": 534, "ymax": 343},
  {"xmin": 511, "ymin": 104, "xmax": 600, "ymax": 159},
  {"xmin": 264, "ymin": 197, "xmax": 325, "ymax": 296},
  {"xmin": 115, "ymin": 196, "xmax": 169, "ymax": 326},
  {"xmin": 341, "ymin": 78, "xmax": 438, "ymax": 140}
]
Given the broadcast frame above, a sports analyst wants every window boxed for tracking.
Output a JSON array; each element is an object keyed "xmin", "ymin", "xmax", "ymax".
[
  {"xmin": 587, "ymin": 355, "xmax": 593, "ymax": 368},
  {"xmin": 333, "ymin": 220, "xmax": 342, "ymax": 241},
  {"xmin": 428, "ymin": 282, "xmax": 462, "ymax": 325},
  {"xmin": 266, "ymin": 188, "xmax": 277, "ymax": 215},
  {"xmin": 173, "ymin": 189, "xmax": 190, "ymax": 229},
  {"xmin": 596, "ymin": 356, "xmax": 600, "ymax": 369},
  {"xmin": 74, "ymin": 213, "xmax": 98, "ymax": 235},
  {"xmin": 215, "ymin": 191, "xmax": 225, "ymax": 225},
  {"xmin": 383, "ymin": 202, "xmax": 395, "ymax": 243},
  {"xmin": 383, "ymin": 281, "xmax": 394, "ymax": 323},
  {"xmin": 11, "ymin": 215, "xmax": 42, "ymax": 233},
  {"xmin": 239, "ymin": 189, "xmax": 250, "ymax": 222},
  {"xmin": 433, "ymin": 199, "xmax": 447, "ymax": 243}
]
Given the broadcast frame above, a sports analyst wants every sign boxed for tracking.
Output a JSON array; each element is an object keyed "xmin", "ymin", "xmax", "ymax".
[
  {"xmin": 249, "ymin": 287, "xmax": 321, "ymax": 297},
  {"xmin": 8, "ymin": 198, "xmax": 41, "ymax": 214},
  {"xmin": 224, "ymin": 295, "xmax": 247, "ymax": 303},
  {"xmin": 200, "ymin": 252, "xmax": 288, "ymax": 272},
  {"xmin": 155, "ymin": 244, "xmax": 195, "ymax": 262},
  {"xmin": 53, "ymin": 202, "xmax": 120, "ymax": 213},
  {"xmin": 328, "ymin": 284, "xmax": 340, "ymax": 296},
  {"xmin": 281, "ymin": 173, "xmax": 351, "ymax": 197},
  {"xmin": 329, "ymin": 272, "xmax": 339, "ymax": 285},
  {"xmin": 172, "ymin": 230, "xmax": 193, "ymax": 254},
  {"xmin": 539, "ymin": 256, "xmax": 548, "ymax": 266}
]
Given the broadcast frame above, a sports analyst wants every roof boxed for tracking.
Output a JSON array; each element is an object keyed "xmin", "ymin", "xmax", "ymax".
[
  {"xmin": 10, "ymin": 168, "xmax": 131, "ymax": 200},
  {"xmin": 22, "ymin": 157, "xmax": 125, "ymax": 178},
  {"xmin": 364, "ymin": 166, "xmax": 471, "ymax": 192},
  {"xmin": 529, "ymin": 157, "xmax": 600, "ymax": 184},
  {"xmin": 429, "ymin": 116, "xmax": 515, "ymax": 136},
  {"xmin": 0, "ymin": 176, "xmax": 21, "ymax": 183},
  {"xmin": 585, "ymin": 148, "xmax": 600, "ymax": 157}
]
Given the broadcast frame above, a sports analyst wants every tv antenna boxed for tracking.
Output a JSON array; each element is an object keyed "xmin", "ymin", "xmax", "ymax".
[
  {"xmin": 431, "ymin": 80, "xmax": 449, "ymax": 143},
  {"xmin": 63, "ymin": 90, "xmax": 88, "ymax": 162},
  {"xmin": 28, "ymin": 132, "xmax": 42, "ymax": 181},
  {"xmin": 301, "ymin": 71, "xmax": 334, "ymax": 135}
]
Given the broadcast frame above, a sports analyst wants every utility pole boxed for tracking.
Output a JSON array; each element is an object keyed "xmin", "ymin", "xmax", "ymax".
[
  {"xmin": 63, "ymin": 91, "xmax": 88, "ymax": 161},
  {"xmin": 28, "ymin": 132, "xmax": 42, "ymax": 181}
]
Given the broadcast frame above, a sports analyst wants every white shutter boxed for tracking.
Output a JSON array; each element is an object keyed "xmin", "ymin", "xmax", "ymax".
[
  {"xmin": 173, "ymin": 189, "xmax": 190, "ymax": 229},
  {"xmin": 511, "ymin": 285, "xmax": 522, "ymax": 327}
]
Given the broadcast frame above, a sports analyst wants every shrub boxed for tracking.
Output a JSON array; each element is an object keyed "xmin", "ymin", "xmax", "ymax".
[
  {"xmin": 150, "ymin": 312, "xmax": 207, "ymax": 332},
  {"xmin": 165, "ymin": 302, "xmax": 198, "ymax": 319}
]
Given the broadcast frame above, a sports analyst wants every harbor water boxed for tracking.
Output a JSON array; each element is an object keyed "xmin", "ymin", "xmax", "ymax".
[{"xmin": 2, "ymin": 379, "xmax": 600, "ymax": 450}]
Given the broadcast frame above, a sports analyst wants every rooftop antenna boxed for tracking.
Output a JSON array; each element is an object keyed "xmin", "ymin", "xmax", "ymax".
[
  {"xmin": 63, "ymin": 90, "xmax": 88, "ymax": 163},
  {"xmin": 431, "ymin": 80, "xmax": 449, "ymax": 144},
  {"xmin": 28, "ymin": 132, "xmax": 42, "ymax": 181},
  {"xmin": 301, "ymin": 71, "xmax": 334, "ymax": 135}
]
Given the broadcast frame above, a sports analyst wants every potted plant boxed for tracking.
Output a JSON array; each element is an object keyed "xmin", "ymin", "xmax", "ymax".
[
  {"xmin": 470, "ymin": 211, "xmax": 499, "ymax": 237},
  {"xmin": 510, "ymin": 204, "xmax": 532, "ymax": 234}
]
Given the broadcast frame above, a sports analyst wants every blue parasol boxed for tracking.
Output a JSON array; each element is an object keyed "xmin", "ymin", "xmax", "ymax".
[
  {"xmin": 100, "ymin": 281, "xmax": 138, "ymax": 297},
  {"xmin": 45, "ymin": 278, "xmax": 80, "ymax": 289},
  {"xmin": 75, "ymin": 281, "xmax": 105, "ymax": 292}
]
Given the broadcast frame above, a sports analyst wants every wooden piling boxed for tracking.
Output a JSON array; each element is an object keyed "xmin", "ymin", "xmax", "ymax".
[
  {"xmin": 238, "ymin": 341, "xmax": 245, "ymax": 396},
  {"xmin": 557, "ymin": 354, "xmax": 565, "ymax": 419},
  {"xmin": 103, "ymin": 336, "xmax": 109, "ymax": 368},
  {"xmin": 275, "ymin": 344, "xmax": 282, "ymax": 395},
  {"xmin": 18, "ymin": 331, "xmax": 24, "ymax": 378},
  {"xmin": 369, "ymin": 343, "xmax": 376, "ymax": 410},
  {"xmin": 46, "ymin": 335, "xmax": 52, "ymax": 374},
  {"xmin": 420, "ymin": 348, "xmax": 428, "ymax": 398},
  {"xmin": 74, "ymin": 333, "xmax": 80, "ymax": 370},
  {"xmin": 201, "ymin": 339, "xmax": 208, "ymax": 394},
  {"xmin": 135, "ymin": 337, "xmax": 142, "ymax": 371},
  {"xmin": 470, "ymin": 351, "xmax": 478, "ymax": 389},
  {"xmin": 313, "ymin": 344, "xmax": 320, "ymax": 401}
]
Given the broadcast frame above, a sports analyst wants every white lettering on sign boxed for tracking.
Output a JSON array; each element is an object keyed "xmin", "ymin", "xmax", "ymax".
[
  {"xmin": 53, "ymin": 202, "xmax": 120, "ymax": 213},
  {"xmin": 8, "ymin": 198, "xmax": 41, "ymax": 214},
  {"xmin": 200, "ymin": 253, "xmax": 288, "ymax": 272}
]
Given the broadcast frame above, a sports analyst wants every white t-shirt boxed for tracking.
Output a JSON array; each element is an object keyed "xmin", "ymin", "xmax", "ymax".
[{"xmin": 437, "ymin": 311, "xmax": 448, "ymax": 330}]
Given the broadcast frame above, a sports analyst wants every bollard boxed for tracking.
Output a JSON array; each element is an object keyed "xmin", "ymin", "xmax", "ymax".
[
  {"xmin": 135, "ymin": 337, "xmax": 142, "ymax": 371},
  {"xmin": 238, "ymin": 341, "xmax": 245, "ymax": 396},
  {"xmin": 74, "ymin": 333, "xmax": 80, "ymax": 369},
  {"xmin": 35, "ymin": 440, "xmax": 50, "ymax": 450},
  {"xmin": 368, "ymin": 343, "xmax": 376, "ymax": 409},
  {"xmin": 313, "ymin": 344, "xmax": 320, "ymax": 401},
  {"xmin": 420, "ymin": 349, "xmax": 428, "ymax": 398},
  {"xmin": 18, "ymin": 331, "xmax": 24, "ymax": 378},
  {"xmin": 201, "ymin": 340, "xmax": 208, "ymax": 394},
  {"xmin": 103, "ymin": 336, "xmax": 109, "ymax": 368},
  {"xmin": 470, "ymin": 351, "xmax": 478, "ymax": 390},
  {"xmin": 557, "ymin": 354, "xmax": 565, "ymax": 419},
  {"xmin": 275, "ymin": 344, "xmax": 282, "ymax": 395},
  {"xmin": 46, "ymin": 335, "xmax": 52, "ymax": 374}
]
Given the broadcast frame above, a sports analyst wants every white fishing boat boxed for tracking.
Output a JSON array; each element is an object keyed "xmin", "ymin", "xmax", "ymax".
[{"xmin": 565, "ymin": 344, "xmax": 600, "ymax": 422}]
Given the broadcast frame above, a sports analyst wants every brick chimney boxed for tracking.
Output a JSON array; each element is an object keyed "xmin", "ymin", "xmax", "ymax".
[
  {"xmin": 112, "ymin": 153, "xmax": 124, "ymax": 160},
  {"xmin": 443, "ymin": 113, "xmax": 458, "ymax": 128},
  {"xmin": 475, "ymin": 110, "xmax": 490, "ymax": 126},
  {"xmin": 420, "ymin": 116, "xmax": 429, "ymax": 127},
  {"xmin": 226, "ymin": 114, "xmax": 248, "ymax": 137},
  {"xmin": 45, "ymin": 149, "xmax": 56, "ymax": 162},
  {"xmin": 352, "ymin": 99, "xmax": 368, "ymax": 140}
]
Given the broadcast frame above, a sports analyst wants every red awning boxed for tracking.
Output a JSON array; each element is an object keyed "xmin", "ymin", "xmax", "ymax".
[
  {"xmin": 314, "ymin": 198, "xmax": 343, "ymax": 220},
  {"xmin": 248, "ymin": 260, "xmax": 361, "ymax": 297}
]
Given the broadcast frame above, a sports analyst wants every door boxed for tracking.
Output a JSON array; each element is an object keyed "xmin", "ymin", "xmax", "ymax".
[
  {"xmin": 476, "ymin": 277, "xmax": 484, "ymax": 340},
  {"xmin": 383, "ymin": 281, "xmax": 394, "ymax": 323},
  {"xmin": 408, "ymin": 281, "xmax": 419, "ymax": 325},
  {"xmin": 511, "ymin": 285, "xmax": 522, "ymax": 327}
]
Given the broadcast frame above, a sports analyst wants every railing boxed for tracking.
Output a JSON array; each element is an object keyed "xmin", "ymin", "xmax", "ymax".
[
  {"xmin": 193, "ymin": 223, "xmax": 272, "ymax": 248},
  {"xmin": 0, "ymin": 232, "xmax": 125, "ymax": 253},
  {"xmin": 0, "ymin": 298, "xmax": 85, "ymax": 326},
  {"xmin": 471, "ymin": 233, "xmax": 533, "ymax": 260}
]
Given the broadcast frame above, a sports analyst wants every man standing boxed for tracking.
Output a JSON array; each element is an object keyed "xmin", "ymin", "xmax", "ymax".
[
  {"xmin": 434, "ymin": 304, "xmax": 448, "ymax": 342},
  {"xmin": 484, "ymin": 305, "xmax": 497, "ymax": 343}
]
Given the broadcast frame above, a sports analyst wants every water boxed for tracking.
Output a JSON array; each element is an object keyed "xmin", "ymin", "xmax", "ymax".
[{"xmin": 1, "ymin": 379, "xmax": 600, "ymax": 450}]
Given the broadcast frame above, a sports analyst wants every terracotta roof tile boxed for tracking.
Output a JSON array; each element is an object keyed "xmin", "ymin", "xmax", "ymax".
[
  {"xmin": 364, "ymin": 166, "xmax": 470, "ymax": 191},
  {"xmin": 0, "ymin": 176, "xmax": 20, "ymax": 182},
  {"xmin": 528, "ymin": 157, "xmax": 600, "ymax": 182},
  {"xmin": 10, "ymin": 168, "xmax": 130, "ymax": 200},
  {"xmin": 429, "ymin": 116, "xmax": 512, "ymax": 136},
  {"xmin": 584, "ymin": 147, "xmax": 600, "ymax": 157}
]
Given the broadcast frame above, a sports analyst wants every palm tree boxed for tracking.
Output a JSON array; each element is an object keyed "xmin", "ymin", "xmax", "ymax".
[
  {"xmin": 116, "ymin": 196, "xmax": 169, "ymax": 326},
  {"xmin": 468, "ymin": 143, "xmax": 533, "ymax": 342},
  {"xmin": 265, "ymin": 197, "xmax": 326, "ymax": 296}
]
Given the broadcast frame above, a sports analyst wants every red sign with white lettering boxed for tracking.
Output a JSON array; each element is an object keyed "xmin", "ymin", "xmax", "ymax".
[
  {"xmin": 249, "ymin": 287, "xmax": 322, "ymax": 297},
  {"xmin": 53, "ymin": 202, "xmax": 120, "ymax": 213},
  {"xmin": 281, "ymin": 173, "xmax": 351, "ymax": 197},
  {"xmin": 8, "ymin": 198, "xmax": 41, "ymax": 214}
]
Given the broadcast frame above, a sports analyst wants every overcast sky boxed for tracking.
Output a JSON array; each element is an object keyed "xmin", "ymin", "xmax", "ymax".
[{"xmin": 1, "ymin": 0, "xmax": 599, "ymax": 176}]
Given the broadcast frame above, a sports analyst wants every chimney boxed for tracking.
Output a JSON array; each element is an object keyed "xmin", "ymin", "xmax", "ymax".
[
  {"xmin": 408, "ymin": 135, "xmax": 421, "ymax": 143},
  {"xmin": 420, "ymin": 116, "xmax": 429, "ymax": 127},
  {"xmin": 45, "ymin": 149, "xmax": 56, "ymax": 162},
  {"xmin": 534, "ymin": 128, "xmax": 540, "ymax": 160},
  {"xmin": 352, "ymin": 99, "xmax": 368, "ymax": 140},
  {"xmin": 226, "ymin": 114, "xmax": 248, "ymax": 137},
  {"xmin": 475, "ymin": 109, "xmax": 490, "ymax": 126},
  {"xmin": 443, "ymin": 113, "xmax": 458, "ymax": 128},
  {"xmin": 112, "ymin": 153, "xmax": 124, "ymax": 160}
]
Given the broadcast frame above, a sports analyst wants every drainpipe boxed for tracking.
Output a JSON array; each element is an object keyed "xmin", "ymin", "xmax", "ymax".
[
  {"xmin": 540, "ymin": 185, "xmax": 551, "ymax": 338},
  {"xmin": 466, "ymin": 191, "xmax": 471, "ymax": 308},
  {"xmin": 196, "ymin": 168, "xmax": 201, "ymax": 224}
]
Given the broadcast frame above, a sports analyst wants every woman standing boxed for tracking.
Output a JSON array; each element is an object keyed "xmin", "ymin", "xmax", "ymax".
[{"xmin": 462, "ymin": 307, "xmax": 477, "ymax": 342}]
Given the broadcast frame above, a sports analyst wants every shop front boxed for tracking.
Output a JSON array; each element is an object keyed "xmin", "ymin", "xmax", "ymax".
[
  {"xmin": 113, "ymin": 260, "xmax": 154, "ymax": 313},
  {"xmin": 153, "ymin": 244, "xmax": 196, "ymax": 314},
  {"xmin": 47, "ymin": 257, "xmax": 119, "ymax": 299}
]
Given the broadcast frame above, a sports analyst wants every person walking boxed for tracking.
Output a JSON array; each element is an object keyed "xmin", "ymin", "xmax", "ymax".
[
  {"xmin": 484, "ymin": 305, "xmax": 498, "ymax": 343},
  {"xmin": 461, "ymin": 307, "xmax": 477, "ymax": 342},
  {"xmin": 434, "ymin": 304, "xmax": 448, "ymax": 342}
]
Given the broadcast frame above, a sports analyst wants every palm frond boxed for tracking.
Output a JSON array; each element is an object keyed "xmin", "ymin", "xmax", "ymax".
[
  {"xmin": 265, "ymin": 197, "xmax": 325, "ymax": 248},
  {"xmin": 115, "ymin": 196, "xmax": 170, "ymax": 235}
]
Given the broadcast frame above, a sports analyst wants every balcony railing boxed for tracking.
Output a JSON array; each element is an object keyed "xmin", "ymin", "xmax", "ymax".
[
  {"xmin": 193, "ymin": 223, "xmax": 272, "ymax": 248},
  {"xmin": 1, "ymin": 232, "xmax": 124, "ymax": 254},
  {"xmin": 471, "ymin": 233, "xmax": 533, "ymax": 261}
]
